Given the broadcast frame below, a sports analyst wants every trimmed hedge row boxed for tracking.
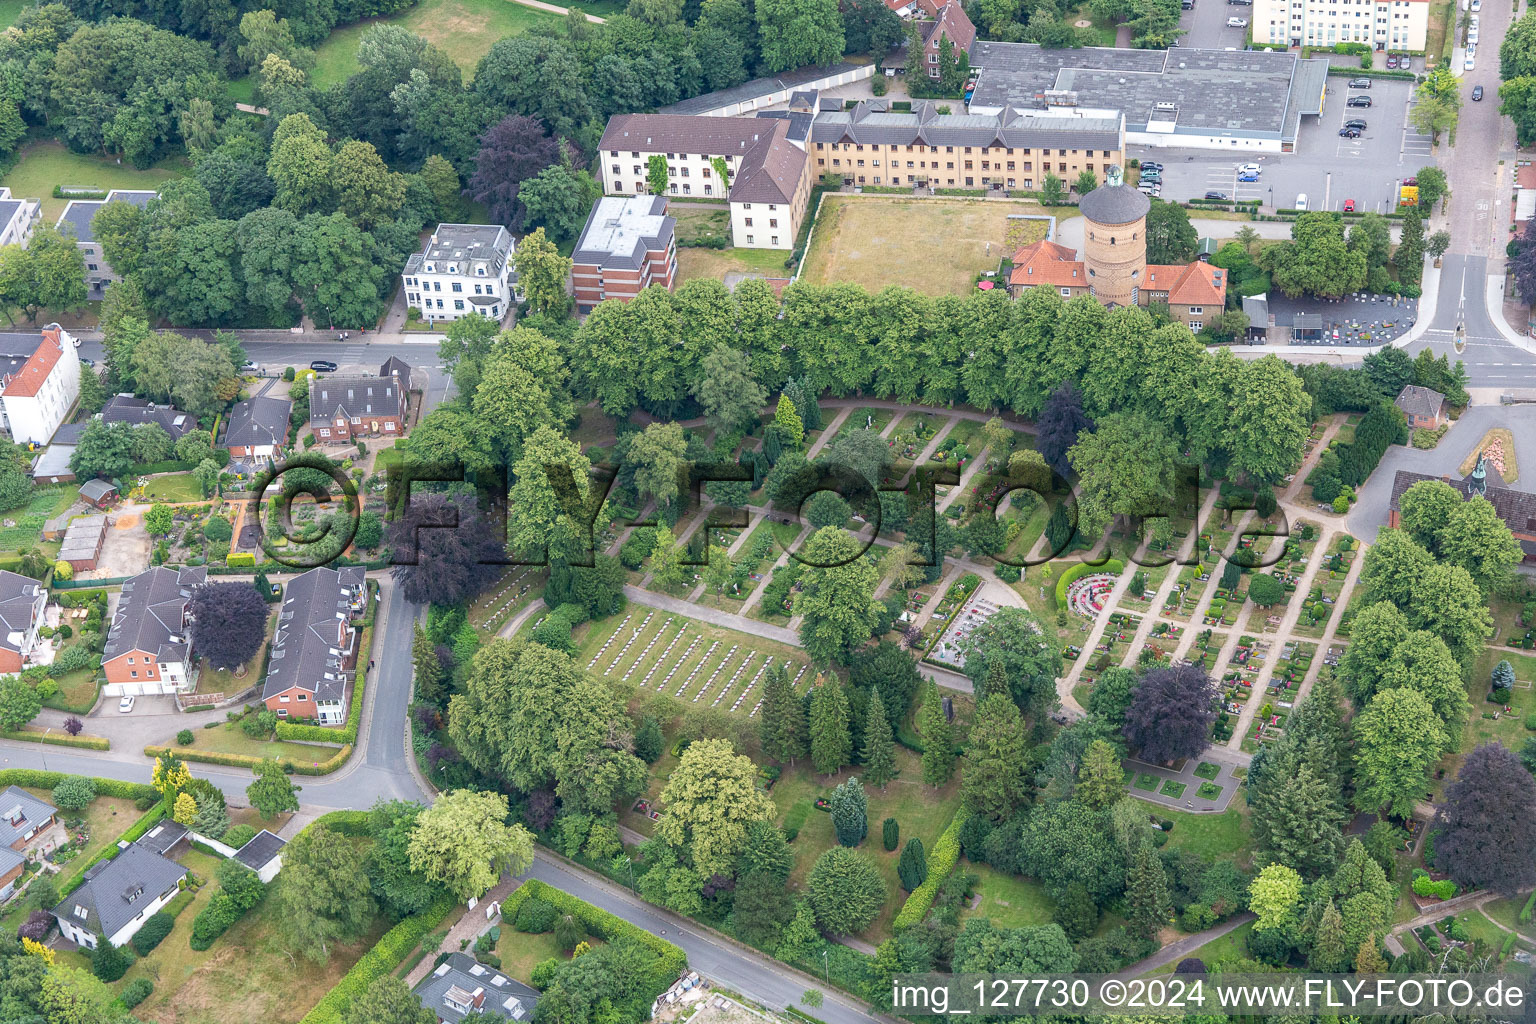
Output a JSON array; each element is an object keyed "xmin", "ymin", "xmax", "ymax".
[
  {"xmin": 143, "ymin": 743, "xmax": 352, "ymax": 776},
  {"xmin": 0, "ymin": 730, "xmax": 109, "ymax": 750},
  {"xmin": 298, "ymin": 892, "xmax": 458, "ymax": 1024},
  {"xmin": 502, "ymin": 878, "xmax": 687, "ymax": 998},
  {"xmin": 893, "ymin": 811, "xmax": 967, "ymax": 931},
  {"xmin": 1054, "ymin": 559, "xmax": 1125, "ymax": 608},
  {"xmin": 0, "ymin": 769, "xmax": 155, "ymax": 800},
  {"xmin": 59, "ymin": 805, "xmax": 166, "ymax": 897}
]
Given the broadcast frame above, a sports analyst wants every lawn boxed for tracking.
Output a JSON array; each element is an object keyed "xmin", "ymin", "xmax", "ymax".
[
  {"xmin": 671, "ymin": 206, "xmax": 732, "ymax": 247},
  {"xmin": 1, "ymin": 141, "xmax": 186, "ymax": 222},
  {"xmin": 801, "ymin": 195, "xmax": 1048, "ymax": 295},
  {"xmin": 171, "ymin": 720, "xmax": 342, "ymax": 765},
  {"xmin": 497, "ymin": 923, "xmax": 602, "ymax": 985},
  {"xmin": 1150, "ymin": 921, "xmax": 1253, "ymax": 974},
  {"xmin": 139, "ymin": 473, "xmax": 206, "ymax": 503},
  {"xmin": 307, "ymin": 0, "xmax": 565, "ymax": 89},
  {"xmin": 130, "ymin": 851, "xmax": 390, "ymax": 1024},
  {"xmin": 676, "ymin": 245, "xmax": 793, "ymax": 284},
  {"xmin": 1159, "ymin": 803, "xmax": 1252, "ymax": 864},
  {"xmin": 774, "ymin": 749, "xmax": 966, "ymax": 944},
  {"xmin": 963, "ymin": 862, "xmax": 1054, "ymax": 928},
  {"xmin": 0, "ymin": 0, "xmax": 25, "ymax": 27}
]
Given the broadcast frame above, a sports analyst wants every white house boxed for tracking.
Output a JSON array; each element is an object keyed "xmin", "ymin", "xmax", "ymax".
[
  {"xmin": 52, "ymin": 841, "xmax": 189, "ymax": 949},
  {"xmin": 0, "ymin": 325, "xmax": 81, "ymax": 445},
  {"xmin": 0, "ymin": 188, "xmax": 41, "ymax": 249},
  {"xmin": 1250, "ymin": 0, "xmax": 1427, "ymax": 50},
  {"xmin": 55, "ymin": 191, "xmax": 158, "ymax": 300},
  {"xmin": 401, "ymin": 224, "xmax": 518, "ymax": 325}
]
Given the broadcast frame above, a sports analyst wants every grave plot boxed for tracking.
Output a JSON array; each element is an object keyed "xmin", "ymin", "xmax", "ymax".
[
  {"xmin": 1184, "ymin": 629, "xmax": 1227, "ymax": 672},
  {"xmin": 1164, "ymin": 565, "xmax": 1213, "ymax": 622},
  {"xmin": 1119, "ymin": 562, "xmax": 1173, "ymax": 614},
  {"xmin": 470, "ymin": 565, "xmax": 548, "ymax": 631},
  {"xmin": 1064, "ymin": 570, "xmax": 1120, "ymax": 618},
  {"xmin": 930, "ymin": 582, "xmax": 1003, "ymax": 670},
  {"xmin": 1243, "ymin": 694, "xmax": 1291, "ymax": 754},
  {"xmin": 1292, "ymin": 534, "xmax": 1357, "ymax": 638},
  {"xmin": 1266, "ymin": 640, "xmax": 1317, "ymax": 703},
  {"xmin": 576, "ymin": 612, "xmax": 811, "ymax": 715},
  {"xmin": 1138, "ymin": 621, "xmax": 1182, "ymax": 664}
]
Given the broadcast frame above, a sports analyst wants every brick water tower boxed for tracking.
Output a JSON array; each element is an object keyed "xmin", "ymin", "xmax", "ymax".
[{"xmin": 1080, "ymin": 174, "xmax": 1150, "ymax": 308}]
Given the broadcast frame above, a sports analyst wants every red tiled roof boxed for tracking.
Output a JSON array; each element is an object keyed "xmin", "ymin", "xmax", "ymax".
[
  {"xmin": 1518, "ymin": 165, "xmax": 1536, "ymax": 191},
  {"xmin": 1144, "ymin": 262, "xmax": 1226, "ymax": 306},
  {"xmin": 925, "ymin": 0, "xmax": 976, "ymax": 52},
  {"xmin": 1009, "ymin": 240, "xmax": 1086, "ymax": 289},
  {"xmin": 2, "ymin": 328, "xmax": 61, "ymax": 398}
]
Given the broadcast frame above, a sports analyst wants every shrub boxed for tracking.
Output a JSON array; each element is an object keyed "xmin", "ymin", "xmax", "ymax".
[
  {"xmin": 130, "ymin": 912, "xmax": 175, "ymax": 955},
  {"xmin": 1411, "ymin": 871, "xmax": 1458, "ymax": 900},
  {"xmin": 514, "ymin": 896, "xmax": 558, "ymax": 933},
  {"xmin": 1527, "ymin": 712, "xmax": 1536, "ymax": 731},
  {"xmin": 189, "ymin": 891, "xmax": 242, "ymax": 950},
  {"xmin": 283, "ymin": 366, "xmax": 296, "ymax": 381},
  {"xmin": 893, "ymin": 812, "xmax": 967, "ymax": 930},
  {"xmin": 50, "ymin": 775, "xmax": 95, "ymax": 811},
  {"xmin": 222, "ymin": 824, "xmax": 258, "ymax": 848},
  {"xmin": 176, "ymin": 729, "xmax": 194, "ymax": 746},
  {"xmin": 882, "ymin": 817, "xmax": 899, "ymax": 851},
  {"xmin": 121, "ymin": 978, "xmax": 154, "ymax": 1009},
  {"xmin": 1055, "ymin": 560, "xmax": 1126, "ymax": 608},
  {"xmin": 91, "ymin": 940, "xmax": 131, "ymax": 982},
  {"xmin": 1491, "ymin": 687, "xmax": 1512, "ymax": 705}
]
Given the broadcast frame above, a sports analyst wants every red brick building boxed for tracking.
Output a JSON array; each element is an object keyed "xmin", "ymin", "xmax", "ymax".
[
  {"xmin": 572, "ymin": 196, "xmax": 678, "ymax": 313},
  {"xmin": 101, "ymin": 567, "xmax": 205, "ymax": 695},
  {"xmin": 310, "ymin": 375, "xmax": 406, "ymax": 443}
]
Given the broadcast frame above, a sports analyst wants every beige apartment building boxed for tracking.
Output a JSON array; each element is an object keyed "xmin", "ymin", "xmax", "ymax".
[
  {"xmin": 1251, "ymin": 0, "xmax": 1428, "ymax": 51},
  {"xmin": 809, "ymin": 101, "xmax": 1125, "ymax": 190}
]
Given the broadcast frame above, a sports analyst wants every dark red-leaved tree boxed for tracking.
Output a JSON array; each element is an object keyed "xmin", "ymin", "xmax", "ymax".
[
  {"xmin": 1123, "ymin": 664, "xmax": 1218, "ymax": 765},
  {"xmin": 465, "ymin": 114, "xmax": 561, "ymax": 230},
  {"xmin": 1036, "ymin": 382, "xmax": 1093, "ymax": 478},
  {"xmin": 62, "ymin": 716, "xmax": 83, "ymax": 736},
  {"xmin": 1433, "ymin": 742, "xmax": 1536, "ymax": 895},
  {"xmin": 18, "ymin": 909, "xmax": 52, "ymax": 941},
  {"xmin": 1514, "ymin": 219, "xmax": 1536, "ymax": 305},
  {"xmin": 189, "ymin": 582, "xmax": 269, "ymax": 671},
  {"xmin": 387, "ymin": 493, "xmax": 505, "ymax": 607}
]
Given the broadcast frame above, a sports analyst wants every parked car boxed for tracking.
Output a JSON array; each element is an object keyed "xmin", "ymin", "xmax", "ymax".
[
  {"xmin": 1226, "ymin": 15, "xmax": 1247, "ymax": 25},
  {"xmin": 1472, "ymin": 0, "xmax": 1481, "ymax": 10},
  {"xmin": 119, "ymin": 695, "xmax": 135, "ymax": 713},
  {"xmin": 1238, "ymin": 171, "xmax": 1260, "ymax": 182},
  {"xmin": 1343, "ymin": 199, "xmax": 1356, "ymax": 212},
  {"xmin": 1385, "ymin": 54, "xmax": 1399, "ymax": 68},
  {"xmin": 1140, "ymin": 171, "xmax": 1162, "ymax": 183},
  {"xmin": 1295, "ymin": 193, "xmax": 1309, "ymax": 210},
  {"xmin": 1348, "ymin": 78, "xmax": 1371, "ymax": 88},
  {"xmin": 310, "ymin": 359, "xmax": 338, "ymax": 372},
  {"xmin": 80, "ymin": 356, "xmax": 94, "ymax": 368},
  {"xmin": 1465, "ymin": 54, "xmax": 1475, "ymax": 70},
  {"xmin": 1239, "ymin": 162, "xmax": 1261, "ymax": 175},
  {"xmin": 1403, "ymin": 176, "xmax": 1418, "ymax": 186},
  {"xmin": 1467, "ymin": 27, "xmax": 1478, "ymax": 43},
  {"xmin": 1473, "ymin": 84, "xmax": 1484, "ymax": 100},
  {"xmin": 1339, "ymin": 127, "xmax": 1362, "ymax": 138},
  {"xmin": 1141, "ymin": 161, "xmax": 1163, "ymax": 171},
  {"xmin": 241, "ymin": 360, "xmax": 261, "ymax": 373},
  {"xmin": 1344, "ymin": 119, "xmax": 1367, "ymax": 129},
  {"xmin": 1348, "ymin": 95, "xmax": 1372, "ymax": 107},
  {"xmin": 1205, "ymin": 191, "xmax": 1230, "ymax": 200}
]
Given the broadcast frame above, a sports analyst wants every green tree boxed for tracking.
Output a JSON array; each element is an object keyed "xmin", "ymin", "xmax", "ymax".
[
  {"xmin": 860, "ymin": 687, "xmax": 897, "ymax": 789},
  {"xmin": 807, "ymin": 846, "xmax": 886, "ymax": 933},
  {"xmin": 657, "ymin": 738, "xmax": 777, "ymax": 876},
  {"xmin": 830, "ymin": 776, "xmax": 868, "ymax": 846},
  {"xmin": 1144, "ymin": 199, "xmax": 1198, "ymax": 264},
  {"xmin": 1309, "ymin": 901, "xmax": 1348, "ymax": 971},
  {"xmin": 760, "ymin": 662, "xmax": 809, "ymax": 764},
  {"xmin": 144, "ymin": 503, "xmax": 173, "ymax": 537},
  {"xmin": 1125, "ymin": 840, "xmax": 1173, "ymax": 939},
  {"xmin": 696, "ymin": 346, "xmax": 768, "ymax": 435},
  {"xmin": 917, "ymin": 683, "xmax": 954, "ymax": 786},
  {"xmin": 809, "ymin": 677, "xmax": 853, "ymax": 775},
  {"xmin": 1249, "ymin": 863, "xmax": 1303, "ymax": 932},
  {"xmin": 518, "ymin": 161, "xmax": 603, "ymax": 245},
  {"xmin": 756, "ymin": 0, "xmax": 844, "ymax": 70},
  {"xmin": 418, "ymin": 154, "xmax": 468, "ymax": 222},
  {"xmin": 646, "ymin": 526, "xmax": 691, "ymax": 592},
  {"xmin": 1076, "ymin": 738, "xmax": 1125, "ymax": 810},
  {"xmin": 647, "ymin": 154, "xmax": 670, "ymax": 196},
  {"xmin": 962, "ymin": 694, "xmax": 1030, "ymax": 821},
  {"xmin": 344, "ymin": 974, "xmax": 436, "ymax": 1024},
  {"xmin": 274, "ymin": 823, "xmax": 375, "ymax": 961},
  {"xmin": 1353, "ymin": 687, "xmax": 1446, "ymax": 818},
  {"xmin": 247, "ymin": 758, "xmax": 300, "ymax": 818},
  {"xmin": 407, "ymin": 789, "xmax": 534, "ymax": 900},
  {"xmin": 897, "ymin": 837, "xmax": 927, "ymax": 892},
  {"xmin": 774, "ymin": 394, "xmax": 804, "ymax": 449},
  {"xmin": 629, "ymin": 420, "xmax": 690, "ymax": 509},
  {"xmin": 957, "ymin": 606, "xmax": 1062, "ymax": 721},
  {"xmin": 513, "ymin": 227, "xmax": 573, "ymax": 316},
  {"xmin": 267, "ymin": 112, "xmax": 333, "ymax": 215},
  {"xmin": 0, "ymin": 676, "xmax": 41, "ymax": 731},
  {"xmin": 333, "ymin": 139, "xmax": 408, "ymax": 230},
  {"xmin": 795, "ymin": 527, "xmax": 880, "ymax": 665}
]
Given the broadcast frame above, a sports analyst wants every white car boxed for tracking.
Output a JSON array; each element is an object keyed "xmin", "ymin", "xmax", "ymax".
[
  {"xmin": 1465, "ymin": 54, "xmax": 1476, "ymax": 70},
  {"xmin": 1472, "ymin": 0, "xmax": 1480, "ymax": 8},
  {"xmin": 1468, "ymin": 28, "xmax": 1479, "ymax": 43},
  {"xmin": 241, "ymin": 360, "xmax": 261, "ymax": 373},
  {"xmin": 1239, "ymin": 162, "xmax": 1261, "ymax": 176},
  {"xmin": 1295, "ymin": 193, "xmax": 1309, "ymax": 210},
  {"xmin": 119, "ymin": 695, "xmax": 135, "ymax": 713},
  {"xmin": 1226, "ymin": 15, "xmax": 1247, "ymax": 25}
]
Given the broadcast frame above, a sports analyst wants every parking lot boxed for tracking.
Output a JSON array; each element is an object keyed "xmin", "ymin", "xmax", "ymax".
[
  {"xmin": 1177, "ymin": 0, "xmax": 1251, "ymax": 50},
  {"xmin": 1138, "ymin": 75, "xmax": 1434, "ymax": 213}
]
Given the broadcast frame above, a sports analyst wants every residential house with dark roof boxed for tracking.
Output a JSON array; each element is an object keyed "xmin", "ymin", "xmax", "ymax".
[
  {"xmin": 599, "ymin": 114, "xmax": 812, "ymax": 251},
  {"xmin": 572, "ymin": 196, "xmax": 678, "ymax": 312},
  {"xmin": 401, "ymin": 224, "xmax": 518, "ymax": 326},
  {"xmin": 0, "ymin": 787, "xmax": 55, "ymax": 900},
  {"xmin": 102, "ymin": 566, "xmax": 206, "ymax": 695},
  {"xmin": 99, "ymin": 395, "xmax": 196, "ymax": 441},
  {"xmin": 54, "ymin": 190, "xmax": 157, "ymax": 299},
  {"xmin": 222, "ymin": 395, "xmax": 292, "ymax": 466},
  {"xmin": 1388, "ymin": 453, "xmax": 1536, "ymax": 560},
  {"xmin": 414, "ymin": 953, "xmax": 540, "ymax": 1024},
  {"xmin": 0, "ymin": 571, "xmax": 46, "ymax": 676},
  {"xmin": 885, "ymin": 0, "xmax": 975, "ymax": 80},
  {"xmin": 0, "ymin": 326, "xmax": 81, "ymax": 446},
  {"xmin": 51, "ymin": 842, "xmax": 188, "ymax": 949},
  {"xmin": 809, "ymin": 100, "xmax": 1124, "ymax": 190},
  {"xmin": 233, "ymin": 829, "xmax": 286, "ymax": 883},
  {"xmin": 309, "ymin": 375, "xmax": 406, "ymax": 443},
  {"xmin": 260, "ymin": 566, "xmax": 366, "ymax": 724},
  {"xmin": 379, "ymin": 357, "xmax": 414, "ymax": 389},
  {"xmin": 1394, "ymin": 385, "xmax": 1448, "ymax": 429}
]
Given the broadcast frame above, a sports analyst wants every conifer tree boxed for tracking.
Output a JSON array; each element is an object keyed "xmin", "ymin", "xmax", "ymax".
[
  {"xmin": 1076, "ymin": 739, "xmax": 1126, "ymax": 810},
  {"xmin": 830, "ymin": 776, "xmax": 868, "ymax": 847},
  {"xmin": 1355, "ymin": 937, "xmax": 1387, "ymax": 974},
  {"xmin": 962, "ymin": 693, "xmax": 1030, "ymax": 821},
  {"xmin": 860, "ymin": 686, "xmax": 897, "ymax": 789},
  {"xmin": 775, "ymin": 394, "xmax": 804, "ymax": 449},
  {"xmin": 1309, "ymin": 901, "xmax": 1348, "ymax": 972},
  {"xmin": 1125, "ymin": 840, "xmax": 1173, "ymax": 939},
  {"xmin": 917, "ymin": 683, "xmax": 954, "ymax": 786},
  {"xmin": 897, "ymin": 837, "xmax": 927, "ymax": 892},
  {"xmin": 412, "ymin": 623, "xmax": 444, "ymax": 705},
  {"xmin": 809, "ymin": 677, "xmax": 852, "ymax": 775},
  {"xmin": 760, "ymin": 663, "xmax": 808, "ymax": 765}
]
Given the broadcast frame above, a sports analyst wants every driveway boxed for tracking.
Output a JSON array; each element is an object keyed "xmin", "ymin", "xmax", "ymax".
[
  {"xmin": 84, "ymin": 505, "xmax": 152, "ymax": 579},
  {"xmin": 1349, "ymin": 403, "xmax": 1536, "ymax": 542}
]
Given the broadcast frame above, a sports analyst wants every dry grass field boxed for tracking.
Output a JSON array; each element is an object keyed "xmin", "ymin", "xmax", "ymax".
[{"xmin": 800, "ymin": 195, "xmax": 1049, "ymax": 295}]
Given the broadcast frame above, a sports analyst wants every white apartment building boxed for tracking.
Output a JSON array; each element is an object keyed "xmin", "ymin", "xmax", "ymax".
[
  {"xmin": 0, "ymin": 325, "xmax": 80, "ymax": 445},
  {"xmin": 0, "ymin": 189, "xmax": 41, "ymax": 249},
  {"xmin": 401, "ymin": 224, "xmax": 518, "ymax": 325},
  {"xmin": 599, "ymin": 114, "xmax": 812, "ymax": 251},
  {"xmin": 1251, "ymin": 0, "xmax": 1428, "ymax": 50},
  {"xmin": 55, "ymin": 190, "xmax": 157, "ymax": 299}
]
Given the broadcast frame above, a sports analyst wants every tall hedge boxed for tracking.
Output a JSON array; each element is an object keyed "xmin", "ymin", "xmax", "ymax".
[
  {"xmin": 1054, "ymin": 559, "xmax": 1126, "ymax": 608},
  {"xmin": 298, "ymin": 892, "xmax": 458, "ymax": 1024},
  {"xmin": 893, "ymin": 812, "xmax": 967, "ymax": 930},
  {"xmin": 144, "ymin": 743, "xmax": 352, "ymax": 776}
]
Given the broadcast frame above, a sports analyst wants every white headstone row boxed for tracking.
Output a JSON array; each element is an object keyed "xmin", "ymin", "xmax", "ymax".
[
  {"xmin": 695, "ymin": 644, "xmax": 740, "ymax": 702},
  {"xmin": 587, "ymin": 613, "xmax": 632, "ymax": 670},
  {"xmin": 677, "ymin": 640, "xmax": 721, "ymax": 697},
  {"xmin": 713, "ymin": 652, "xmax": 757, "ymax": 706},
  {"xmin": 642, "ymin": 624, "xmax": 686, "ymax": 686},
  {"xmin": 661, "ymin": 636, "xmax": 702, "ymax": 689},
  {"xmin": 605, "ymin": 611, "xmax": 655, "ymax": 675}
]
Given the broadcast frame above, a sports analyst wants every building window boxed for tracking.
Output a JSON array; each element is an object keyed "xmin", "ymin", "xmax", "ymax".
[
  {"xmin": 1060, "ymin": 288, "xmax": 1071, "ymax": 296},
  {"xmin": 745, "ymin": 217, "xmax": 754, "ymax": 226},
  {"xmin": 746, "ymin": 235, "xmax": 754, "ymax": 244},
  {"xmin": 1189, "ymin": 306, "xmax": 1203, "ymax": 314},
  {"xmin": 1189, "ymin": 321, "xmax": 1203, "ymax": 331},
  {"xmin": 771, "ymin": 236, "xmax": 779, "ymax": 245}
]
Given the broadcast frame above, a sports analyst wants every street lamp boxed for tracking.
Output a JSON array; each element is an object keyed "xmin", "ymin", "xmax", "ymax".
[
  {"xmin": 40, "ymin": 727, "xmax": 50, "ymax": 772},
  {"xmin": 823, "ymin": 949, "xmax": 830, "ymax": 984}
]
